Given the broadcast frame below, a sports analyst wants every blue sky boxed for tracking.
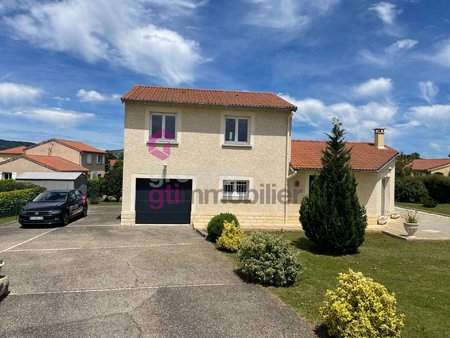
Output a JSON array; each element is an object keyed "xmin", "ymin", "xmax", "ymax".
[{"xmin": 0, "ymin": 0, "xmax": 449, "ymax": 157}]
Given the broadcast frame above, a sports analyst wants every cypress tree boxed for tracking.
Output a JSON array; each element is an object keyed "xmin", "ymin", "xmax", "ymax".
[{"xmin": 300, "ymin": 120, "xmax": 367, "ymax": 254}]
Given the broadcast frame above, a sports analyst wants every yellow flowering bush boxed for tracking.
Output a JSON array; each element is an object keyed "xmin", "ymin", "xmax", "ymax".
[
  {"xmin": 320, "ymin": 269, "xmax": 405, "ymax": 338},
  {"xmin": 216, "ymin": 221, "xmax": 246, "ymax": 252}
]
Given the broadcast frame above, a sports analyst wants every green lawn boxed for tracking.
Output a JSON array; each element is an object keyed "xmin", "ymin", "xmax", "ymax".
[
  {"xmin": 397, "ymin": 202, "xmax": 450, "ymax": 216},
  {"xmin": 226, "ymin": 233, "xmax": 450, "ymax": 338},
  {"xmin": 0, "ymin": 215, "xmax": 17, "ymax": 225}
]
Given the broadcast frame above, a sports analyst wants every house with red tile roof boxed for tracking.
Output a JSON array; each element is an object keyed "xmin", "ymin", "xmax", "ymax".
[
  {"xmin": 0, "ymin": 139, "xmax": 105, "ymax": 180},
  {"xmin": 0, "ymin": 146, "xmax": 27, "ymax": 161},
  {"xmin": 411, "ymin": 158, "xmax": 450, "ymax": 176},
  {"xmin": 120, "ymin": 85, "xmax": 398, "ymax": 229},
  {"xmin": 288, "ymin": 129, "xmax": 398, "ymax": 224}
]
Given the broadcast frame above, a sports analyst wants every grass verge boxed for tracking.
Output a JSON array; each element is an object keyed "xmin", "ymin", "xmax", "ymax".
[
  {"xmin": 0, "ymin": 215, "xmax": 16, "ymax": 225},
  {"xmin": 225, "ymin": 232, "xmax": 450, "ymax": 338},
  {"xmin": 397, "ymin": 202, "xmax": 450, "ymax": 217}
]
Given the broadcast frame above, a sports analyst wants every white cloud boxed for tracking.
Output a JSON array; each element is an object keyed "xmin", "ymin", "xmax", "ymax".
[
  {"xmin": 245, "ymin": 0, "xmax": 341, "ymax": 30},
  {"xmin": 407, "ymin": 104, "xmax": 450, "ymax": 122},
  {"xmin": 76, "ymin": 89, "xmax": 120, "ymax": 103},
  {"xmin": 0, "ymin": 82, "xmax": 43, "ymax": 106},
  {"xmin": 418, "ymin": 81, "xmax": 439, "ymax": 103},
  {"xmin": 429, "ymin": 40, "xmax": 450, "ymax": 68},
  {"xmin": 2, "ymin": 0, "xmax": 204, "ymax": 84},
  {"xmin": 280, "ymin": 94, "xmax": 397, "ymax": 140},
  {"xmin": 369, "ymin": 2, "xmax": 397, "ymax": 25},
  {"xmin": 4, "ymin": 107, "xmax": 95, "ymax": 127},
  {"xmin": 353, "ymin": 78, "xmax": 392, "ymax": 99},
  {"xmin": 388, "ymin": 39, "xmax": 418, "ymax": 51}
]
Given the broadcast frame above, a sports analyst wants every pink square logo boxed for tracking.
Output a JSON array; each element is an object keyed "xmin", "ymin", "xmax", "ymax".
[{"xmin": 148, "ymin": 130, "xmax": 174, "ymax": 161}]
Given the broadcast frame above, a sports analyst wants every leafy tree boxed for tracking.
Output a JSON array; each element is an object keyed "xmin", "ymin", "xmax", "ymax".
[
  {"xmin": 300, "ymin": 120, "xmax": 367, "ymax": 255},
  {"xmin": 102, "ymin": 160, "xmax": 123, "ymax": 201},
  {"xmin": 395, "ymin": 152, "xmax": 420, "ymax": 178}
]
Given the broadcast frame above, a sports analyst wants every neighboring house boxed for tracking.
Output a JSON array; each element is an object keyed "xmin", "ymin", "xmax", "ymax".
[
  {"xmin": 0, "ymin": 139, "xmax": 105, "ymax": 180},
  {"xmin": 411, "ymin": 159, "xmax": 450, "ymax": 176},
  {"xmin": 288, "ymin": 128, "xmax": 398, "ymax": 225},
  {"xmin": 0, "ymin": 155, "xmax": 89, "ymax": 180},
  {"xmin": 0, "ymin": 146, "xmax": 26, "ymax": 162},
  {"xmin": 120, "ymin": 85, "xmax": 398, "ymax": 229}
]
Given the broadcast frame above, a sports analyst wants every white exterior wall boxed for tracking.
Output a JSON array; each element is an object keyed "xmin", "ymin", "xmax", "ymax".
[{"xmin": 121, "ymin": 102, "xmax": 293, "ymax": 229}]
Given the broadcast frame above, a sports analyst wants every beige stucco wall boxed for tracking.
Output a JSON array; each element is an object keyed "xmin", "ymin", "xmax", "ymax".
[
  {"xmin": 0, "ymin": 158, "xmax": 53, "ymax": 177},
  {"xmin": 121, "ymin": 102, "xmax": 292, "ymax": 229},
  {"xmin": 287, "ymin": 158, "xmax": 396, "ymax": 228},
  {"xmin": 430, "ymin": 165, "xmax": 450, "ymax": 176},
  {"xmin": 0, "ymin": 154, "xmax": 22, "ymax": 162},
  {"xmin": 26, "ymin": 142, "xmax": 81, "ymax": 164}
]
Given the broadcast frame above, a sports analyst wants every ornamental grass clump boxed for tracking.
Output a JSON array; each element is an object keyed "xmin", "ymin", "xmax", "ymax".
[
  {"xmin": 320, "ymin": 269, "xmax": 405, "ymax": 338},
  {"xmin": 238, "ymin": 232, "xmax": 301, "ymax": 287},
  {"xmin": 216, "ymin": 221, "xmax": 245, "ymax": 252}
]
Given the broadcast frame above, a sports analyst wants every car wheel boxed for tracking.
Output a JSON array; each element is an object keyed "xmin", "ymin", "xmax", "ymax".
[
  {"xmin": 82, "ymin": 205, "xmax": 88, "ymax": 217},
  {"xmin": 62, "ymin": 212, "xmax": 70, "ymax": 226}
]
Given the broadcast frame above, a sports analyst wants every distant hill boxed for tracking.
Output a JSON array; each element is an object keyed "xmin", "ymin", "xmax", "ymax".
[{"xmin": 0, "ymin": 139, "xmax": 35, "ymax": 151}]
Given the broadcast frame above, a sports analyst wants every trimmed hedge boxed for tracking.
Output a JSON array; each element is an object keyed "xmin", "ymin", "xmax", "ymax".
[
  {"xmin": 0, "ymin": 187, "xmax": 46, "ymax": 217},
  {"xmin": 0, "ymin": 179, "xmax": 37, "ymax": 192},
  {"xmin": 395, "ymin": 177, "xmax": 429, "ymax": 203},
  {"xmin": 421, "ymin": 175, "xmax": 450, "ymax": 203}
]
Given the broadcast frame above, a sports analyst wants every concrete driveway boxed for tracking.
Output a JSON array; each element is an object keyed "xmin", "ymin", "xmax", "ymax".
[{"xmin": 0, "ymin": 206, "xmax": 317, "ymax": 337}]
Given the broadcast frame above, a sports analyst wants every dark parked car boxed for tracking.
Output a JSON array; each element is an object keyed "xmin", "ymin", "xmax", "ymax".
[{"xmin": 19, "ymin": 189, "xmax": 88, "ymax": 226}]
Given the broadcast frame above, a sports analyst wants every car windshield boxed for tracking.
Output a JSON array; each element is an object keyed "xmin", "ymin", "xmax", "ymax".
[{"xmin": 33, "ymin": 192, "xmax": 68, "ymax": 202}]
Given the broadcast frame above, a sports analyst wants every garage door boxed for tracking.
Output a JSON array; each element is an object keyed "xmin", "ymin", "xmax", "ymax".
[{"xmin": 135, "ymin": 178, "xmax": 193, "ymax": 224}]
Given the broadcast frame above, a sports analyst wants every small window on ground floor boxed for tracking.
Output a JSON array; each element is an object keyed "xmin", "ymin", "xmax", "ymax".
[
  {"xmin": 223, "ymin": 180, "xmax": 249, "ymax": 200},
  {"xmin": 2, "ymin": 172, "xmax": 13, "ymax": 180}
]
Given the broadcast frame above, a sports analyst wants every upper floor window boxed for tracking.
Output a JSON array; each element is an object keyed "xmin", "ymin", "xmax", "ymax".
[
  {"xmin": 96, "ymin": 154, "xmax": 104, "ymax": 164},
  {"xmin": 225, "ymin": 117, "xmax": 249, "ymax": 144},
  {"xmin": 86, "ymin": 154, "xmax": 92, "ymax": 164},
  {"xmin": 150, "ymin": 113, "xmax": 176, "ymax": 141}
]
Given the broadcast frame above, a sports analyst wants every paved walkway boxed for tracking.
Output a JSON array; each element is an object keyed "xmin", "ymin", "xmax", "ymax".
[
  {"xmin": 0, "ymin": 207, "xmax": 317, "ymax": 337},
  {"xmin": 383, "ymin": 207, "xmax": 450, "ymax": 240}
]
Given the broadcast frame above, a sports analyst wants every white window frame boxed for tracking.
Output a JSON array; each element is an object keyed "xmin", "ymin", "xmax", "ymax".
[
  {"xmin": 224, "ymin": 116, "xmax": 250, "ymax": 145},
  {"xmin": 149, "ymin": 113, "xmax": 177, "ymax": 142},
  {"xmin": 96, "ymin": 154, "xmax": 103, "ymax": 164},
  {"xmin": 86, "ymin": 154, "xmax": 92, "ymax": 164},
  {"xmin": 222, "ymin": 180, "xmax": 250, "ymax": 200},
  {"xmin": 2, "ymin": 172, "xmax": 13, "ymax": 180}
]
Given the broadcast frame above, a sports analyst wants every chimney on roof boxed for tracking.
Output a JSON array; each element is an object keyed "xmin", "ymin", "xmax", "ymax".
[{"xmin": 373, "ymin": 128, "xmax": 385, "ymax": 149}]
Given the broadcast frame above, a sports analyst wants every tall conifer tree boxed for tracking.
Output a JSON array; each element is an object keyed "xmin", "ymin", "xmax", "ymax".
[{"xmin": 300, "ymin": 120, "xmax": 367, "ymax": 254}]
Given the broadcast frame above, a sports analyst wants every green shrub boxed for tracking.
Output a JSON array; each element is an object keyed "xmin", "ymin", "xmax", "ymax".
[
  {"xmin": 0, "ymin": 180, "xmax": 37, "ymax": 192},
  {"xmin": 207, "ymin": 213, "xmax": 239, "ymax": 242},
  {"xmin": 238, "ymin": 232, "xmax": 301, "ymax": 287},
  {"xmin": 395, "ymin": 176, "xmax": 429, "ymax": 203},
  {"xmin": 421, "ymin": 175, "xmax": 450, "ymax": 203},
  {"xmin": 300, "ymin": 121, "xmax": 367, "ymax": 254},
  {"xmin": 87, "ymin": 179, "xmax": 103, "ymax": 201},
  {"xmin": 320, "ymin": 269, "xmax": 405, "ymax": 338},
  {"xmin": 216, "ymin": 221, "xmax": 246, "ymax": 252},
  {"xmin": 421, "ymin": 196, "xmax": 438, "ymax": 208},
  {"xmin": 0, "ymin": 187, "xmax": 46, "ymax": 217}
]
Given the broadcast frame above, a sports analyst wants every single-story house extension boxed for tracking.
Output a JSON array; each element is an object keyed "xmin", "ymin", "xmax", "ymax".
[
  {"xmin": 287, "ymin": 131, "xmax": 398, "ymax": 225},
  {"xmin": 411, "ymin": 158, "xmax": 450, "ymax": 176},
  {"xmin": 0, "ymin": 146, "xmax": 26, "ymax": 162},
  {"xmin": 0, "ymin": 138, "xmax": 106, "ymax": 179},
  {"xmin": 120, "ymin": 85, "xmax": 398, "ymax": 230},
  {"xmin": 0, "ymin": 155, "xmax": 89, "ymax": 180},
  {"xmin": 16, "ymin": 172, "xmax": 88, "ymax": 195}
]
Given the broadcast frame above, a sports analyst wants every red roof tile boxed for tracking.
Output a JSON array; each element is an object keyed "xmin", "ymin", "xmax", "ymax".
[
  {"xmin": 24, "ymin": 155, "xmax": 89, "ymax": 172},
  {"xmin": 26, "ymin": 139, "xmax": 105, "ymax": 154},
  {"xmin": 291, "ymin": 140, "xmax": 398, "ymax": 171},
  {"xmin": 0, "ymin": 146, "xmax": 27, "ymax": 154},
  {"xmin": 122, "ymin": 85, "xmax": 297, "ymax": 110},
  {"xmin": 411, "ymin": 159, "xmax": 450, "ymax": 171}
]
